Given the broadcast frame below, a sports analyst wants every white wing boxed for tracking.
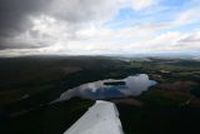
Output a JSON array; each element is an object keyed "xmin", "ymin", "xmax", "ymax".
[{"xmin": 64, "ymin": 100, "xmax": 124, "ymax": 134}]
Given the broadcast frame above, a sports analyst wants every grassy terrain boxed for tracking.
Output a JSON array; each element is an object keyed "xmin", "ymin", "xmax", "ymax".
[
  {"xmin": 118, "ymin": 104, "xmax": 200, "ymax": 134},
  {"xmin": 0, "ymin": 98, "xmax": 94, "ymax": 134},
  {"xmin": 0, "ymin": 56, "xmax": 199, "ymax": 134}
]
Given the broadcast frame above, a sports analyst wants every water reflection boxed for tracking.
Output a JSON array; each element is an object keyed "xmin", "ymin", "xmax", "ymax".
[{"xmin": 54, "ymin": 74, "xmax": 157, "ymax": 102}]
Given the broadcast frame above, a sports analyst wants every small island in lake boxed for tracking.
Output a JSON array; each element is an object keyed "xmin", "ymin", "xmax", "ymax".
[{"xmin": 103, "ymin": 81, "xmax": 126, "ymax": 86}]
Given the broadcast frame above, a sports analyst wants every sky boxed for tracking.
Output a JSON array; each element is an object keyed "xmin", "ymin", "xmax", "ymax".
[{"xmin": 0, "ymin": 0, "xmax": 200, "ymax": 57}]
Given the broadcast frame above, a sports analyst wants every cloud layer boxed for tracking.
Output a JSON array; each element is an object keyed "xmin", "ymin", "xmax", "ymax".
[{"xmin": 0, "ymin": 0, "xmax": 199, "ymax": 56}]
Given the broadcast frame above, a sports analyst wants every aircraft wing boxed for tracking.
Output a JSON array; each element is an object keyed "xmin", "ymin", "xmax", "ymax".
[{"xmin": 63, "ymin": 100, "xmax": 124, "ymax": 134}]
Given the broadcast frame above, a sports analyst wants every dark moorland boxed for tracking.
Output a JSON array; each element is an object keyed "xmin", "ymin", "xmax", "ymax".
[{"xmin": 0, "ymin": 56, "xmax": 200, "ymax": 134}]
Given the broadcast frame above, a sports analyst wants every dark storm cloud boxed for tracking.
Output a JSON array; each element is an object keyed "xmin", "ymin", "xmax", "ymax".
[
  {"xmin": 48, "ymin": 0, "xmax": 118, "ymax": 23},
  {"xmin": 0, "ymin": 0, "xmax": 118, "ymax": 36},
  {"xmin": 0, "ymin": 0, "xmax": 118, "ymax": 50},
  {"xmin": 0, "ymin": 0, "xmax": 52, "ymax": 36},
  {"xmin": 0, "ymin": 0, "xmax": 119, "ymax": 50},
  {"xmin": 0, "ymin": 37, "xmax": 50, "ymax": 50},
  {"xmin": 0, "ymin": 0, "xmax": 54, "ymax": 49}
]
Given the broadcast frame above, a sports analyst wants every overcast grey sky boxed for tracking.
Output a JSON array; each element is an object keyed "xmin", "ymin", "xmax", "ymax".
[{"xmin": 0, "ymin": 0, "xmax": 200, "ymax": 57}]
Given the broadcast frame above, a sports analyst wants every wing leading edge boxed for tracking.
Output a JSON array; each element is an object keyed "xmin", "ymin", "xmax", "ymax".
[{"xmin": 64, "ymin": 100, "xmax": 124, "ymax": 134}]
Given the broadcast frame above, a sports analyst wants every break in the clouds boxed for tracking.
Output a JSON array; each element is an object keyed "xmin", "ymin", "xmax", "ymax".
[{"xmin": 0, "ymin": 0, "xmax": 200, "ymax": 56}]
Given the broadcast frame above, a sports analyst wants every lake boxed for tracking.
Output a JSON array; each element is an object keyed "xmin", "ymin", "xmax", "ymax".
[{"xmin": 54, "ymin": 74, "xmax": 157, "ymax": 102}]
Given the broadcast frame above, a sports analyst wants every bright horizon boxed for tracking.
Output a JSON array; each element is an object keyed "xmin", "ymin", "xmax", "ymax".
[{"xmin": 0, "ymin": 0, "xmax": 200, "ymax": 57}]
